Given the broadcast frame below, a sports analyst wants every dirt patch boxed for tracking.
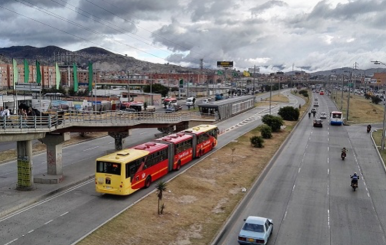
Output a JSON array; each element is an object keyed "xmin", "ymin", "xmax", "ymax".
[
  {"xmin": 78, "ymin": 92, "xmax": 310, "ymax": 245},
  {"xmin": 78, "ymin": 120, "xmax": 299, "ymax": 245}
]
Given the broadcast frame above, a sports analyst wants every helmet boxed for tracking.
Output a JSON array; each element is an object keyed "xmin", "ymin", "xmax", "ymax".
[{"xmin": 354, "ymin": 172, "xmax": 357, "ymax": 175}]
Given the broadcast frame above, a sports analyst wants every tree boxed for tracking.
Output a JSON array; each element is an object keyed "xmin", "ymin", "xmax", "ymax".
[
  {"xmin": 262, "ymin": 114, "xmax": 283, "ymax": 132},
  {"xmin": 371, "ymin": 95, "xmax": 382, "ymax": 104},
  {"xmin": 156, "ymin": 181, "xmax": 167, "ymax": 215},
  {"xmin": 143, "ymin": 84, "xmax": 169, "ymax": 97},
  {"xmin": 278, "ymin": 106, "xmax": 300, "ymax": 121},
  {"xmin": 250, "ymin": 136, "xmax": 264, "ymax": 148},
  {"xmin": 260, "ymin": 125, "xmax": 272, "ymax": 139}
]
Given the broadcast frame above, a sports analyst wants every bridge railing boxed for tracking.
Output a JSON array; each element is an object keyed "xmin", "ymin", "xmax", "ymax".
[{"xmin": 0, "ymin": 110, "xmax": 212, "ymax": 133}]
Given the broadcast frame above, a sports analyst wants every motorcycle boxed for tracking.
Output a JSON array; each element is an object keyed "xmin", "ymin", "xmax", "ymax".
[
  {"xmin": 367, "ymin": 125, "xmax": 371, "ymax": 133},
  {"xmin": 351, "ymin": 178, "xmax": 358, "ymax": 191},
  {"xmin": 341, "ymin": 151, "xmax": 346, "ymax": 160}
]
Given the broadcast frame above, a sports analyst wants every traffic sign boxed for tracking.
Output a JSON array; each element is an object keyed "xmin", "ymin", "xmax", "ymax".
[{"xmin": 217, "ymin": 61, "xmax": 233, "ymax": 68}]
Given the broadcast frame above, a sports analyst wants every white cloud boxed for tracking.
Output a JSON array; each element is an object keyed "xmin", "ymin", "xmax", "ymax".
[{"xmin": 0, "ymin": 0, "xmax": 385, "ymax": 73}]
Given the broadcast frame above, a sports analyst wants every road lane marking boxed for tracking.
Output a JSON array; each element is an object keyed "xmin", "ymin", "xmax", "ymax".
[
  {"xmin": 0, "ymin": 179, "xmax": 93, "ymax": 222},
  {"xmin": 83, "ymin": 146, "xmax": 99, "ymax": 151},
  {"xmin": 327, "ymin": 209, "xmax": 330, "ymax": 228},
  {"xmin": 4, "ymin": 238, "xmax": 18, "ymax": 245},
  {"xmin": 292, "ymin": 185, "xmax": 296, "ymax": 191},
  {"xmin": 27, "ymin": 230, "xmax": 34, "ymax": 233},
  {"xmin": 60, "ymin": 211, "xmax": 69, "ymax": 216},
  {"xmin": 44, "ymin": 220, "xmax": 53, "ymax": 225}
]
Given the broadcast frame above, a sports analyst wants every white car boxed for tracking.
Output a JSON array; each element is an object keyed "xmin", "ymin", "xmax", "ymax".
[
  {"xmin": 238, "ymin": 216, "xmax": 273, "ymax": 245},
  {"xmin": 320, "ymin": 112, "xmax": 327, "ymax": 119}
]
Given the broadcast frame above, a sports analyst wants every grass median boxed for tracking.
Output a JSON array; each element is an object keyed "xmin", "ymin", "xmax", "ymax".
[{"xmin": 78, "ymin": 93, "xmax": 310, "ymax": 245}]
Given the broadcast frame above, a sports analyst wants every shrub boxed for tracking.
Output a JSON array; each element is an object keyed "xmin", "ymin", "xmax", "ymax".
[
  {"xmin": 371, "ymin": 95, "xmax": 382, "ymax": 104},
  {"xmin": 250, "ymin": 136, "xmax": 264, "ymax": 148},
  {"xmin": 262, "ymin": 114, "xmax": 283, "ymax": 132},
  {"xmin": 278, "ymin": 106, "xmax": 300, "ymax": 121},
  {"xmin": 260, "ymin": 125, "xmax": 272, "ymax": 139},
  {"xmin": 298, "ymin": 90, "xmax": 308, "ymax": 97}
]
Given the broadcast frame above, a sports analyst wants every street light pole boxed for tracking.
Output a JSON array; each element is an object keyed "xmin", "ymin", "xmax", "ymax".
[
  {"xmin": 341, "ymin": 74, "xmax": 344, "ymax": 110},
  {"xmin": 269, "ymin": 78, "xmax": 272, "ymax": 115},
  {"xmin": 347, "ymin": 72, "xmax": 352, "ymax": 121},
  {"xmin": 372, "ymin": 60, "xmax": 386, "ymax": 150}
]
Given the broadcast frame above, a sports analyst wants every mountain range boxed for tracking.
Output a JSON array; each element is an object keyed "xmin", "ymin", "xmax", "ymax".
[
  {"xmin": 0, "ymin": 45, "xmax": 385, "ymax": 76},
  {"xmin": 0, "ymin": 45, "xmax": 194, "ymax": 74}
]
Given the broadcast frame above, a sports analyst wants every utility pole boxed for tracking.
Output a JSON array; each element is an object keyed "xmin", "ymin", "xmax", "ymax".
[
  {"xmin": 127, "ymin": 71, "xmax": 130, "ymax": 103},
  {"xmin": 341, "ymin": 74, "xmax": 344, "ymax": 110}
]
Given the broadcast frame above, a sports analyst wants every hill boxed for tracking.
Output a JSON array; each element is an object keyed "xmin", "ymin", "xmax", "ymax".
[{"xmin": 0, "ymin": 45, "xmax": 192, "ymax": 73}]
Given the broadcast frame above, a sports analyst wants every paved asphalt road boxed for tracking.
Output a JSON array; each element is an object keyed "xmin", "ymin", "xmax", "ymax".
[
  {"xmin": 0, "ymin": 90, "xmax": 300, "ymax": 245},
  {"xmin": 215, "ymin": 93, "xmax": 386, "ymax": 245}
]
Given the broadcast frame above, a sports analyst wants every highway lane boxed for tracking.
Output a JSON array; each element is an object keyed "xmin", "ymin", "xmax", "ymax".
[
  {"xmin": 216, "ymin": 93, "xmax": 386, "ymax": 244},
  {"xmin": 0, "ymin": 128, "xmax": 159, "ymax": 188},
  {"xmin": 0, "ymin": 91, "xmax": 300, "ymax": 245}
]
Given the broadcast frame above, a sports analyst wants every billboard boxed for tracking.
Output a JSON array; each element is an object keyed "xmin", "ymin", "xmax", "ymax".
[{"xmin": 217, "ymin": 61, "xmax": 233, "ymax": 68}]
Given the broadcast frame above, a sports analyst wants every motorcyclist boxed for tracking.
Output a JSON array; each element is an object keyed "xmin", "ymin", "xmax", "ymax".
[
  {"xmin": 350, "ymin": 172, "xmax": 359, "ymax": 184},
  {"xmin": 341, "ymin": 147, "xmax": 347, "ymax": 158}
]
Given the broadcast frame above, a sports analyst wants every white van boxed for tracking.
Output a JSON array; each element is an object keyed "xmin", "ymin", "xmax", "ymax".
[{"xmin": 186, "ymin": 97, "xmax": 195, "ymax": 106}]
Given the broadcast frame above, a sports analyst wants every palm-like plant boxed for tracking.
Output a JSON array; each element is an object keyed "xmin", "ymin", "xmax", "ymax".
[{"xmin": 156, "ymin": 181, "xmax": 167, "ymax": 214}]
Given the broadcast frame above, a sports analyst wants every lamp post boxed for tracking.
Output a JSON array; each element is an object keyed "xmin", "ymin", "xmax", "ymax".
[
  {"xmin": 341, "ymin": 74, "xmax": 344, "ymax": 110},
  {"xmin": 346, "ymin": 71, "xmax": 352, "ymax": 121},
  {"xmin": 269, "ymin": 78, "xmax": 272, "ymax": 115},
  {"xmin": 372, "ymin": 60, "xmax": 386, "ymax": 150}
]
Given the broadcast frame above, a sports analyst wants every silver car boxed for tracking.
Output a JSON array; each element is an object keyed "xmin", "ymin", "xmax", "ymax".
[
  {"xmin": 238, "ymin": 216, "xmax": 273, "ymax": 245},
  {"xmin": 320, "ymin": 112, "xmax": 327, "ymax": 119}
]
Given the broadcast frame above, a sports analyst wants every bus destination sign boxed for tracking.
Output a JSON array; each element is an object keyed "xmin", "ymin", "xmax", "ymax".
[{"xmin": 217, "ymin": 61, "xmax": 234, "ymax": 68}]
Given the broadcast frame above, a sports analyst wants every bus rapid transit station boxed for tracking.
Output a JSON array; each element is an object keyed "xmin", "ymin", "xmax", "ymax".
[
  {"xmin": 0, "ymin": 95, "xmax": 254, "ymax": 192},
  {"xmin": 95, "ymin": 125, "xmax": 219, "ymax": 195},
  {"xmin": 197, "ymin": 95, "xmax": 255, "ymax": 120}
]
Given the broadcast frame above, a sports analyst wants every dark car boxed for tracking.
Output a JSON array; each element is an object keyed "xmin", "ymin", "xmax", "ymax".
[{"xmin": 313, "ymin": 119, "xmax": 323, "ymax": 127}]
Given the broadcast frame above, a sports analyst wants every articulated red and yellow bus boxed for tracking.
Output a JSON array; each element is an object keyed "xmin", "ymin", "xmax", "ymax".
[{"xmin": 95, "ymin": 124, "xmax": 219, "ymax": 195}]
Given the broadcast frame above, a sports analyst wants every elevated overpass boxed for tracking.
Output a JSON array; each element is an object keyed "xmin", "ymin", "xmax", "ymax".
[{"xmin": 0, "ymin": 111, "xmax": 212, "ymax": 189}]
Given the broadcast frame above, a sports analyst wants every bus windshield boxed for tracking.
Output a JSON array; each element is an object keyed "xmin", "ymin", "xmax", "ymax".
[{"xmin": 96, "ymin": 161, "xmax": 121, "ymax": 175}]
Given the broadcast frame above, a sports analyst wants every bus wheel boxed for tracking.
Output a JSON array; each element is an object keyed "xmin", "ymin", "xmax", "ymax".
[
  {"xmin": 145, "ymin": 176, "xmax": 152, "ymax": 188},
  {"xmin": 176, "ymin": 161, "xmax": 181, "ymax": 171}
]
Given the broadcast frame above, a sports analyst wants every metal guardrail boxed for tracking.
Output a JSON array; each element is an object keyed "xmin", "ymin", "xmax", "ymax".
[{"xmin": 0, "ymin": 110, "xmax": 210, "ymax": 134}]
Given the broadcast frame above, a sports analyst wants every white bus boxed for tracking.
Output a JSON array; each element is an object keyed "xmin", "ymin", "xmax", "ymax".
[{"xmin": 330, "ymin": 111, "xmax": 343, "ymax": 126}]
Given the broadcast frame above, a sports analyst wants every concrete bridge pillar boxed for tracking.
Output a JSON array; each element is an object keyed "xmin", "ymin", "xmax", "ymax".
[
  {"xmin": 175, "ymin": 122, "xmax": 189, "ymax": 132},
  {"xmin": 16, "ymin": 140, "xmax": 34, "ymax": 190},
  {"xmin": 108, "ymin": 131, "xmax": 129, "ymax": 151},
  {"xmin": 36, "ymin": 132, "xmax": 70, "ymax": 184}
]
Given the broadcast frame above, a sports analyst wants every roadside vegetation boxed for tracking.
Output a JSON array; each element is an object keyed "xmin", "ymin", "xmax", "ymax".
[{"xmin": 78, "ymin": 92, "xmax": 310, "ymax": 245}]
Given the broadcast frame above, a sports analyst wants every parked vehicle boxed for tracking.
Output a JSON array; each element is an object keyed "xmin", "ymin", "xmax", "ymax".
[
  {"xmin": 215, "ymin": 94, "xmax": 223, "ymax": 101},
  {"xmin": 186, "ymin": 97, "xmax": 195, "ymax": 106}
]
